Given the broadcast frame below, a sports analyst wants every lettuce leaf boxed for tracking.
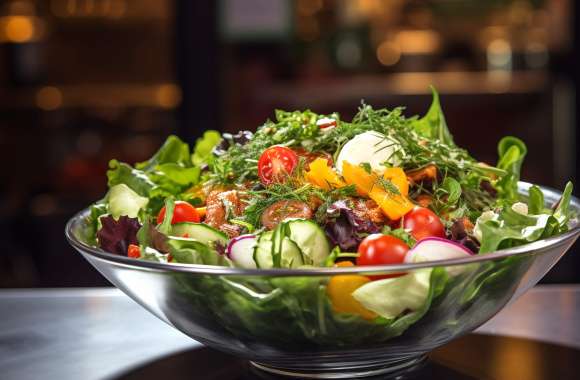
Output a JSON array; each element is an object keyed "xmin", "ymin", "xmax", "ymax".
[
  {"xmin": 107, "ymin": 184, "xmax": 148, "ymax": 219},
  {"xmin": 495, "ymin": 136, "xmax": 527, "ymax": 202},
  {"xmin": 192, "ymin": 130, "xmax": 221, "ymax": 166},
  {"xmin": 478, "ymin": 182, "xmax": 573, "ymax": 253},
  {"xmin": 106, "ymin": 135, "xmax": 203, "ymax": 215},
  {"xmin": 136, "ymin": 135, "xmax": 191, "ymax": 171},
  {"xmin": 411, "ymin": 86, "xmax": 454, "ymax": 146},
  {"xmin": 96, "ymin": 215, "xmax": 141, "ymax": 255}
]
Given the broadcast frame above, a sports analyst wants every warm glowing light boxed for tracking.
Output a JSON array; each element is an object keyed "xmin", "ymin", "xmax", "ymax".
[
  {"xmin": 36, "ymin": 87, "xmax": 63, "ymax": 111},
  {"xmin": 4, "ymin": 16, "xmax": 35, "ymax": 43},
  {"xmin": 376, "ymin": 41, "xmax": 401, "ymax": 66},
  {"xmin": 395, "ymin": 30, "xmax": 440, "ymax": 55},
  {"xmin": 156, "ymin": 84, "xmax": 181, "ymax": 109},
  {"xmin": 487, "ymin": 38, "xmax": 512, "ymax": 69}
]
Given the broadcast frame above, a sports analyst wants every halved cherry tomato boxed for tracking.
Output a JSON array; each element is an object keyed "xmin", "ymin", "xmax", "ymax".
[
  {"xmin": 356, "ymin": 234, "xmax": 409, "ymax": 279},
  {"xmin": 127, "ymin": 244, "xmax": 141, "ymax": 258},
  {"xmin": 317, "ymin": 117, "xmax": 337, "ymax": 129},
  {"xmin": 403, "ymin": 207, "xmax": 445, "ymax": 241},
  {"xmin": 157, "ymin": 201, "xmax": 200, "ymax": 225},
  {"xmin": 257, "ymin": 146, "xmax": 298, "ymax": 185}
]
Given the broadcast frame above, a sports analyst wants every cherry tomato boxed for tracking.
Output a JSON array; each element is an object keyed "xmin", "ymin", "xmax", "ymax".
[
  {"xmin": 403, "ymin": 207, "xmax": 446, "ymax": 241},
  {"xmin": 316, "ymin": 117, "xmax": 337, "ymax": 129},
  {"xmin": 257, "ymin": 146, "xmax": 298, "ymax": 185},
  {"xmin": 157, "ymin": 201, "xmax": 200, "ymax": 225},
  {"xmin": 357, "ymin": 234, "xmax": 409, "ymax": 279},
  {"xmin": 127, "ymin": 244, "xmax": 141, "ymax": 258}
]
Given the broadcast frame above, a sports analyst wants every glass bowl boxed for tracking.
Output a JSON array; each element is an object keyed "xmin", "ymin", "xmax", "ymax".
[{"xmin": 65, "ymin": 183, "xmax": 579, "ymax": 379}]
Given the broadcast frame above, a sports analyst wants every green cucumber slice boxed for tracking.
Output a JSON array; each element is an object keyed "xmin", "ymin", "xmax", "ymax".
[
  {"xmin": 170, "ymin": 223, "xmax": 228, "ymax": 247},
  {"xmin": 253, "ymin": 229, "xmax": 304, "ymax": 269},
  {"xmin": 285, "ymin": 219, "xmax": 330, "ymax": 266}
]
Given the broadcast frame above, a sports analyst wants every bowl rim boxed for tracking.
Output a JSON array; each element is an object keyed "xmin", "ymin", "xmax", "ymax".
[{"xmin": 65, "ymin": 182, "xmax": 580, "ymax": 276}]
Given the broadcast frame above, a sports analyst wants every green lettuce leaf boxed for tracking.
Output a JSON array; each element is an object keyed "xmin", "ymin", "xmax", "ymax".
[
  {"xmin": 353, "ymin": 269, "xmax": 432, "ymax": 319},
  {"xmin": 192, "ymin": 130, "xmax": 221, "ymax": 166},
  {"xmin": 495, "ymin": 136, "xmax": 527, "ymax": 201},
  {"xmin": 167, "ymin": 238, "xmax": 229, "ymax": 266},
  {"xmin": 136, "ymin": 135, "xmax": 190, "ymax": 171},
  {"xmin": 478, "ymin": 182, "xmax": 573, "ymax": 253},
  {"xmin": 411, "ymin": 86, "xmax": 454, "ymax": 145},
  {"xmin": 107, "ymin": 184, "xmax": 148, "ymax": 219},
  {"xmin": 106, "ymin": 135, "xmax": 203, "ymax": 215}
]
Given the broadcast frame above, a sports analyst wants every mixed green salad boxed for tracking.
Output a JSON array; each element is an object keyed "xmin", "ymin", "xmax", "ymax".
[{"xmin": 86, "ymin": 88, "xmax": 574, "ymax": 334}]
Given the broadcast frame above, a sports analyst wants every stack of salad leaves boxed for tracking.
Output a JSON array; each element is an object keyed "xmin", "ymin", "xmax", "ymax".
[{"xmin": 84, "ymin": 88, "xmax": 575, "ymax": 344}]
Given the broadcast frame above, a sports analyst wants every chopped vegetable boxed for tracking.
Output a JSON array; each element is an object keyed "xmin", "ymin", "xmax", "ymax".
[
  {"xmin": 305, "ymin": 158, "xmax": 345, "ymax": 190},
  {"xmin": 342, "ymin": 162, "xmax": 414, "ymax": 220},
  {"xmin": 327, "ymin": 262, "xmax": 377, "ymax": 320}
]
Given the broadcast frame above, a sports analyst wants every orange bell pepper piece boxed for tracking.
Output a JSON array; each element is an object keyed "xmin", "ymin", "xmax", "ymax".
[
  {"xmin": 327, "ymin": 262, "xmax": 377, "ymax": 320},
  {"xmin": 383, "ymin": 167, "xmax": 408, "ymax": 196},
  {"xmin": 342, "ymin": 162, "xmax": 413, "ymax": 220},
  {"xmin": 305, "ymin": 158, "xmax": 345, "ymax": 190}
]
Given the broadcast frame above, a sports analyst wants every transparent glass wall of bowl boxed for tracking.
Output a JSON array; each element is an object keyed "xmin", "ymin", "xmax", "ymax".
[{"xmin": 66, "ymin": 182, "xmax": 580, "ymax": 377}]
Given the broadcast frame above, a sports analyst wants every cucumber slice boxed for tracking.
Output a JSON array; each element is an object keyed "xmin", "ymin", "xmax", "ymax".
[
  {"xmin": 285, "ymin": 219, "xmax": 330, "ymax": 266},
  {"xmin": 253, "ymin": 229, "xmax": 304, "ymax": 269},
  {"xmin": 171, "ymin": 223, "xmax": 228, "ymax": 247},
  {"xmin": 254, "ymin": 231, "xmax": 274, "ymax": 268},
  {"xmin": 279, "ymin": 237, "xmax": 304, "ymax": 268}
]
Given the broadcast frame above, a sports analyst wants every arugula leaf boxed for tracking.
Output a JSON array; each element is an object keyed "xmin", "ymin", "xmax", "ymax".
[
  {"xmin": 192, "ymin": 130, "xmax": 221, "ymax": 166},
  {"xmin": 495, "ymin": 136, "xmax": 527, "ymax": 201},
  {"xmin": 435, "ymin": 177, "xmax": 462, "ymax": 206},
  {"xmin": 411, "ymin": 86, "xmax": 454, "ymax": 145}
]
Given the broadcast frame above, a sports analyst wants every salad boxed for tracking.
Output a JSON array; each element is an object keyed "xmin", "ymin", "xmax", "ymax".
[{"xmin": 86, "ymin": 88, "xmax": 574, "ymax": 340}]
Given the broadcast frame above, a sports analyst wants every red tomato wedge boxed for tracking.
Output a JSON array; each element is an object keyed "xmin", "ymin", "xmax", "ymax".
[
  {"xmin": 258, "ymin": 146, "xmax": 298, "ymax": 185},
  {"xmin": 157, "ymin": 201, "xmax": 201, "ymax": 225}
]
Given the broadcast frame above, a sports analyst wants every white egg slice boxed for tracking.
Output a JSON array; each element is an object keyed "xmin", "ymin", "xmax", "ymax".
[{"xmin": 336, "ymin": 131, "xmax": 403, "ymax": 174}]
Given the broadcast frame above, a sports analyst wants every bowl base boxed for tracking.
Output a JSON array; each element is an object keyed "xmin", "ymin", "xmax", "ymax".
[{"xmin": 250, "ymin": 355, "xmax": 427, "ymax": 379}]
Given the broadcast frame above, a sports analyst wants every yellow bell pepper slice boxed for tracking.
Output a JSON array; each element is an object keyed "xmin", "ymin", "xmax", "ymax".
[
  {"xmin": 327, "ymin": 262, "xmax": 377, "ymax": 320},
  {"xmin": 342, "ymin": 162, "xmax": 413, "ymax": 220},
  {"xmin": 305, "ymin": 158, "xmax": 345, "ymax": 190}
]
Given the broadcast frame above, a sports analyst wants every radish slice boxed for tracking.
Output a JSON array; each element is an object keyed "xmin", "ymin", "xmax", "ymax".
[
  {"xmin": 226, "ymin": 234, "xmax": 257, "ymax": 269},
  {"xmin": 405, "ymin": 237, "xmax": 474, "ymax": 276}
]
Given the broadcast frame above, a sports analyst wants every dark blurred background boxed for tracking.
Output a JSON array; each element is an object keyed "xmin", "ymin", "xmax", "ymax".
[{"xmin": 0, "ymin": 0, "xmax": 578, "ymax": 287}]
